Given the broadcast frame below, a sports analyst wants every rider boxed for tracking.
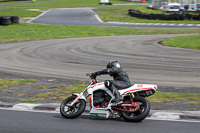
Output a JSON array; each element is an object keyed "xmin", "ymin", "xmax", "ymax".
[{"xmin": 91, "ymin": 61, "xmax": 131, "ymax": 103}]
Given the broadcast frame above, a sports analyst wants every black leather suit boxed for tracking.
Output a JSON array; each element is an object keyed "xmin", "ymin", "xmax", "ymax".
[{"xmin": 95, "ymin": 67, "xmax": 131, "ymax": 90}]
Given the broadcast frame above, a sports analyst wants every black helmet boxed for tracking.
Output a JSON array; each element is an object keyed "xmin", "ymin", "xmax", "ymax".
[{"xmin": 107, "ymin": 61, "xmax": 120, "ymax": 68}]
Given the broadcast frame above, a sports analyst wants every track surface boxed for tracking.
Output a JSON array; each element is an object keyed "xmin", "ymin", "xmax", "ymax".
[
  {"xmin": 0, "ymin": 35, "xmax": 200, "ymax": 88},
  {"xmin": 0, "ymin": 109, "xmax": 200, "ymax": 133},
  {"xmin": 30, "ymin": 8, "xmax": 200, "ymax": 28}
]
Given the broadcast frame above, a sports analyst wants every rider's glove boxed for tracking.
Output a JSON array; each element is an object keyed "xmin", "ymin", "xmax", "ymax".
[{"xmin": 90, "ymin": 72, "xmax": 97, "ymax": 79}]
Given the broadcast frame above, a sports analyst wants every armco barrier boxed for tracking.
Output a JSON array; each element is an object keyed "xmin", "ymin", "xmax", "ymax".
[
  {"xmin": 128, "ymin": 9, "xmax": 200, "ymax": 21},
  {"xmin": 0, "ymin": 16, "xmax": 19, "ymax": 26}
]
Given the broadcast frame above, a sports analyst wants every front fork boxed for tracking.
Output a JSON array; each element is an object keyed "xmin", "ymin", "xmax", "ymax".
[{"xmin": 69, "ymin": 89, "xmax": 87, "ymax": 106}]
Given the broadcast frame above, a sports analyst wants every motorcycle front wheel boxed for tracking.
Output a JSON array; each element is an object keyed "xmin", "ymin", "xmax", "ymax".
[
  {"xmin": 60, "ymin": 95, "xmax": 86, "ymax": 119},
  {"xmin": 121, "ymin": 97, "xmax": 150, "ymax": 122}
]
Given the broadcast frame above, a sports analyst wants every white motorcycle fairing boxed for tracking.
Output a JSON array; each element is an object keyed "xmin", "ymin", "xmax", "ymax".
[
  {"xmin": 87, "ymin": 82, "xmax": 114, "ymax": 98},
  {"xmin": 119, "ymin": 84, "xmax": 157, "ymax": 95},
  {"xmin": 86, "ymin": 82, "xmax": 113, "ymax": 118},
  {"xmin": 87, "ymin": 82, "xmax": 157, "ymax": 96}
]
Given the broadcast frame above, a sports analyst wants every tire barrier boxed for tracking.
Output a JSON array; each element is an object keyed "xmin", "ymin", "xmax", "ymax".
[
  {"xmin": 0, "ymin": 16, "xmax": 19, "ymax": 26},
  {"xmin": 128, "ymin": 9, "xmax": 200, "ymax": 21},
  {"xmin": 11, "ymin": 16, "xmax": 20, "ymax": 24}
]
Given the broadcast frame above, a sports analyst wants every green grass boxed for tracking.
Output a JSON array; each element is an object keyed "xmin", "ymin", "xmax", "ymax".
[
  {"xmin": 0, "ymin": 0, "xmax": 144, "ymax": 8},
  {"xmin": 20, "ymin": 99, "xmax": 42, "ymax": 103},
  {"xmin": 34, "ymin": 84, "xmax": 87, "ymax": 100},
  {"xmin": 1, "ymin": 23, "xmax": 200, "ymax": 43},
  {"xmin": 0, "ymin": 0, "xmax": 30, "ymax": 2},
  {"xmin": 35, "ymin": 84, "xmax": 200, "ymax": 102},
  {"xmin": 185, "ymin": 102, "xmax": 200, "ymax": 105},
  {"xmin": 147, "ymin": 91, "xmax": 200, "ymax": 103},
  {"xmin": 33, "ymin": 85, "xmax": 200, "ymax": 104},
  {"xmin": 134, "ymin": 5, "xmax": 163, "ymax": 13},
  {"xmin": 0, "ymin": 8, "xmax": 41, "ymax": 17},
  {"xmin": 6, "ymin": 82, "xmax": 198, "ymax": 104},
  {"xmin": 0, "ymin": 0, "xmax": 98, "ymax": 7},
  {"xmin": 162, "ymin": 35, "xmax": 200, "ymax": 49},
  {"xmin": 94, "ymin": 6, "xmax": 200, "ymax": 24},
  {"xmin": 0, "ymin": 78, "xmax": 37, "ymax": 90}
]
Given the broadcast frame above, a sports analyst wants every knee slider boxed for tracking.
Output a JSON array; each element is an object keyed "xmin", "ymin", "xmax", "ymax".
[{"xmin": 104, "ymin": 80, "xmax": 112, "ymax": 89}]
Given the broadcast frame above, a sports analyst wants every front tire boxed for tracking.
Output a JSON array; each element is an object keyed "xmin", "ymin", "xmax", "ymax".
[
  {"xmin": 121, "ymin": 97, "xmax": 150, "ymax": 122},
  {"xmin": 60, "ymin": 95, "xmax": 86, "ymax": 119}
]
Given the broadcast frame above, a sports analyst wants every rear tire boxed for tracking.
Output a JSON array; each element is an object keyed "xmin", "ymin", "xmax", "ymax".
[
  {"xmin": 60, "ymin": 95, "xmax": 86, "ymax": 119},
  {"xmin": 121, "ymin": 97, "xmax": 150, "ymax": 122}
]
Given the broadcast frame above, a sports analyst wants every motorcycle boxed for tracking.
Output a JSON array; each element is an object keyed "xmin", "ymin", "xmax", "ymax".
[{"xmin": 60, "ymin": 74, "xmax": 157, "ymax": 122}]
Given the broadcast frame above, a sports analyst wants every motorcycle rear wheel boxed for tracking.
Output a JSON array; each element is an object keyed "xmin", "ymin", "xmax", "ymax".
[
  {"xmin": 121, "ymin": 97, "xmax": 150, "ymax": 122},
  {"xmin": 60, "ymin": 95, "xmax": 86, "ymax": 119}
]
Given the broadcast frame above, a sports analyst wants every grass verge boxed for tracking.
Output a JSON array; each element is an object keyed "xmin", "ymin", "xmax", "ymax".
[
  {"xmin": 31, "ymin": 84, "xmax": 200, "ymax": 105},
  {"xmin": 1, "ymin": 79, "xmax": 198, "ymax": 105},
  {"xmin": 0, "ymin": 0, "xmax": 99, "ymax": 7},
  {"xmin": 147, "ymin": 91, "xmax": 200, "ymax": 103},
  {"xmin": 94, "ymin": 6, "xmax": 200, "ymax": 24},
  {"xmin": 0, "ymin": 8, "xmax": 42, "ymax": 17},
  {"xmin": 1, "ymin": 23, "xmax": 200, "ymax": 43},
  {"xmin": 20, "ymin": 99, "xmax": 42, "ymax": 103},
  {"xmin": 161, "ymin": 35, "xmax": 200, "ymax": 49},
  {"xmin": 0, "ymin": 78, "xmax": 37, "ymax": 90},
  {"xmin": 34, "ymin": 85, "xmax": 87, "ymax": 101},
  {"xmin": 0, "ymin": 0, "xmax": 135, "ymax": 8}
]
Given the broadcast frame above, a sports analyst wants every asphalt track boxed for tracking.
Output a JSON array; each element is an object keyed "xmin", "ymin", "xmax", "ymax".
[
  {"xmin": 0, "ymin": 34, "xmax": 200, "ymax": 88},
  {"xmin": 0, "ymin": 109, "xmax": 200, "ymax": 133},
  {"xmin": 29, "ymin": 8, "xmax": 200, "ymax": 28}
]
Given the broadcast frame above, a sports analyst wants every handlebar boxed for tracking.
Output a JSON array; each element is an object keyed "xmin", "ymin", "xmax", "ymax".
[
  {"xmin": 86, "ymin": 73, "xmax": 91, "ymax": 77},
  {"xmin": 86, "ymin": 73, "xmax": 98, "ymax": 84},
  {"xmin": 86, "ymin": 73, "xmax": 95, "ymax": 79}
]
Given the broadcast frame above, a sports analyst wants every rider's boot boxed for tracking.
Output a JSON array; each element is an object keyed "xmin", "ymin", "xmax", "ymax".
[{"xmin": 111, "ymin": 87, "xmax": 123, "ymax": 103}]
